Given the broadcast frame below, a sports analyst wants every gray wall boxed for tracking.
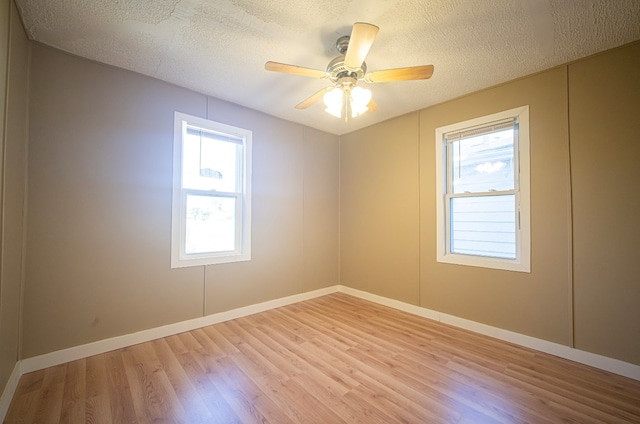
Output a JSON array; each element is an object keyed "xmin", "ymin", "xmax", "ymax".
[
  {"xmin": 0, "ymin": 0, "xmax": 29, "ymax": 397},
  {"xmin": 22, "ymin": 44, "xmax": 339, "ymax": 358}
]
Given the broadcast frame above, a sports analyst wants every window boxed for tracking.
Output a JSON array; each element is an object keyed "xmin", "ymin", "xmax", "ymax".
[
  {"xmin": 171, "ymin": 112, "xmax": 252, "ymax": 268},
  {"xmin": 435, "ymin": 106, "xmax": 530, "ymax": 272}
]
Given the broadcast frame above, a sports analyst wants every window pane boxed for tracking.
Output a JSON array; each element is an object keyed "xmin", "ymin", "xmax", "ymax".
[
  {"xmin": 185, "ymin": 195, "xmax": 236, "ymax": 254},
  {"xmin": 450, "ymin": 195, "xmax": 516, "ymax": 259},
  {"xmin": 183, "ymin": 132, "xmax": 241, "ymax": 192},
  {"xmin": 451, "ymin": 128, "xmax": 514, "ymax": 193}
]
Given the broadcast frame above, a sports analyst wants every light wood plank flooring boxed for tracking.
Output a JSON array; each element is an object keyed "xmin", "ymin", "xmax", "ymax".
[{"xmin": 5, "ymin": 293, "xmax": 640, "ymax": 423}]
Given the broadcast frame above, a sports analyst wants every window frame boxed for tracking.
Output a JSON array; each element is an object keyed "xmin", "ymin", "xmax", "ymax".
[
  {"xmin": 171, "ymin": 112, "xmax": 252, "ymax": 268},
  {"xmin": 435, "ymin": 106, "xmax": 530, "ymax": 272}
]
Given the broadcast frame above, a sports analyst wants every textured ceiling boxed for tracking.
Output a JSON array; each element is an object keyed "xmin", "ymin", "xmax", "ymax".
[{"xmin": 15, "ymin": 0, "xmax": 640, "ymax": 135}]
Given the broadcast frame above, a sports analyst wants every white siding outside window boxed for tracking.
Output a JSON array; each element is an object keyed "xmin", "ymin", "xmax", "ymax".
[
  {"xmin": 435, "ymin": 106, "xmax": 530, "ymax": 272},
  {"xmin": 171, "ymin": 112, "xmax": 252, "ymax": 268}
]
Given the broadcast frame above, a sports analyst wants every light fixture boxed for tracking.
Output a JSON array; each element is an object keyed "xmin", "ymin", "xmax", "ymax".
[
  {"xmin": 323, "ymin": 77, "xmax": 372, "ymax": 122},
  {"xmin": 323, "ymin": 87, "xmax": 344, "ymax": 118}
]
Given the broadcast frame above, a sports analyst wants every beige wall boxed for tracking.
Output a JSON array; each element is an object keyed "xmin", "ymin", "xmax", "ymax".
[
  {"xmin": 569, "ymin": 43, "xmax": 640, "ymax": 365},
  {"xmin": 22, "ymin": 44, "xmax": 339, "ymax": 358},
  {"xmin": 340, "ymin": 42, "xmax": 640, "ymax": 365},
  {"xmin": 0, "ymin": 0, "xmax": 10, "ymax": 391},
  {"xmin": 420, "ymin": 67, "xmax": 573, "ymax": 345},
  {"xmin": 340, "ymin": 113, "xmax": 420, "ymax": 304},
  {"xmin": 0, "ymin": 0, "xmax": 29, "ymax": 396}
]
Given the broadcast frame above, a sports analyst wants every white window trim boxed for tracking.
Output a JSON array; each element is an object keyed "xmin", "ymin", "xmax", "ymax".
[
  {"xmin": 171, "ymin": 112, "xmax": 252, "ymax": 268},
  {"xmin": 435, "ymin": 106, "xmax": 530, "ymax": 273}
]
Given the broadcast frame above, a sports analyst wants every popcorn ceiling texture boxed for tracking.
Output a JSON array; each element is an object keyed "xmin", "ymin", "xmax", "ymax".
[{"xmin": 15, "ymin": 0, "xmax": 640, "ymax": 135}]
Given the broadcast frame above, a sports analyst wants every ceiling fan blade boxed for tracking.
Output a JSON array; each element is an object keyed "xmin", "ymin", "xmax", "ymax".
[
  {"xmin": 365, "ymin": 65, "xmax": 434, "ymax": 83},
  {"xmin": 344, "ymin": 22, "xmax": 379, "ymax": 70},
  {"xmin": 265, "ymin": 61, "xmax": 327, "ymax": 78},
  {"xmin": 295, "ymin": 87, "xmax": 331, "ymax": 109},
  {"xmin": 366, "ymin": 99, "xmax": 379, "ymax": 113}
]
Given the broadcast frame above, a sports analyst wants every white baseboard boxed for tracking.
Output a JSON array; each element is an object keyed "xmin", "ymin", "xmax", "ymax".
[
  {"xmin": 0, "ymin": 361, "xmax": 22, "ymax": 423},
  {"xmin": 21, "ymin": 285, "xmax": 339, "ymax": 374},
  {"xmin": 15, "ymin": 284, "xmax": 640, "ymax": 385},
  {"xmin": 338, "ymin": 285, "xmax": 640, "ymax": 381}
]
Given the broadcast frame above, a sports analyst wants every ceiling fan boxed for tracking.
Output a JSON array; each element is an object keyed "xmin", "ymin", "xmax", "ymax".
[{"xmin": 265, "ymin": 22, "xmax": 434, "ymax": 121}]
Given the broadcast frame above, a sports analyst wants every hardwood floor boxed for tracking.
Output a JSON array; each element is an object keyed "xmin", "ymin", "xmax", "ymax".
[{"xmin": 5, "ymin": 293, "xmax": 640, "ymax": 423}]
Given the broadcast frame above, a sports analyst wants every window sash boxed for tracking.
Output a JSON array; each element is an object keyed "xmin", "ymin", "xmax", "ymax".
[
  {"xmin": 178, "ymin": 128, "xmax": 245, "ymax": 259},
  {"xmin": 445, "ymin": 192, "xmax": 520, "ymax": 259},
  {"xmin": 445, "ymin": 120, "xmax": 519, "ymax": 195},
  {"xmin": 443, "ymin": 117, "xmax": 520, "ymax": 259},
  {"xmin": 182, "ymin": 125, "xmax": 245, "ymax": 193},
  {"xmin": 180, "ymin": 190, "xmax": 243, "ymax": 259}
]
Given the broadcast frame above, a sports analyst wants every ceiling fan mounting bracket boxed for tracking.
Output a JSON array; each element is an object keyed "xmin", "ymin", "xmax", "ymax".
[{"xmin": 336, "ymin": 35, "xmax": 351, "ymax": 54}]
